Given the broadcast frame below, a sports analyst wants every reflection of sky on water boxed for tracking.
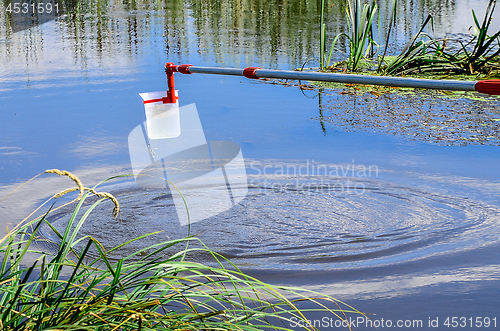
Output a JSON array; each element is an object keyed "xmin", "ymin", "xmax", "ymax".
[
  {"xmin": 69, "ymin": 135, "xmax": 128, "ymax": 158},
  {"xmin": 1, "ymin": 0, "xmax": 500, "ymax": 324},
  {"xmin": 296, "ymin": 264, "xmax": 500, "ymax": 299}
]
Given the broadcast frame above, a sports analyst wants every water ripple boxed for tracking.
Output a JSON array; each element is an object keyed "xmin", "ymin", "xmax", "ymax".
[{"xmin": 41, "ymin": 172, "xmax": 500, "ymax": 270}]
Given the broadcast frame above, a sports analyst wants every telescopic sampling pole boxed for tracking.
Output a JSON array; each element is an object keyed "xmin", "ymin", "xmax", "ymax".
[{"xmin": 162, "ymin": 63, "xmax": 500, "ymax": 103}]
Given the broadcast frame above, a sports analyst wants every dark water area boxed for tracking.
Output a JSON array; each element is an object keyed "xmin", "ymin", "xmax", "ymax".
[{"xmin": 1, "ymin": 0, "xmax": 500, "ymax": 330}]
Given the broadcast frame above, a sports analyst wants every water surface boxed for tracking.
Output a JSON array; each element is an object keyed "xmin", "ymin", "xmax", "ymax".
[{"xmin": 1, "ymin": 1, "xmax": 500, "ymax": 330}]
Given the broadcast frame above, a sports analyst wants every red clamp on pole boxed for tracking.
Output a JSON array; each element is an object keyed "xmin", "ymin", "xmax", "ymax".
[
  {"xmin": 243, "ymin": 67, "xmax": 262, "ymax": 79},
  {"xmin": 475, "ymin": 80, "xmax": 500, "ymax": 95},
  {"xmin": 164, "ymin": 62, "xmax": 180, "ymax": 104},
  {"xmin": 178, "ymin": 64, "xmax": 193, "ymax": 74}
]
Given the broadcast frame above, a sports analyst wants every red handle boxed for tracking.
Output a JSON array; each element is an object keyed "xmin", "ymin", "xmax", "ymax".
[
  {"xmin": 475, "ymin": 80, "xmax": 500, "ymax": 95},
  {"xmin": 163, "ymin": 62, "xmax": 181, "ymax": 104}
]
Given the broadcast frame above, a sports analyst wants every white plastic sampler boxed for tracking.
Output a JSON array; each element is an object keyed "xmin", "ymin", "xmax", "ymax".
[{"xmin": 139, "ymin": 90, "xmax": 181, "ymax": 139}]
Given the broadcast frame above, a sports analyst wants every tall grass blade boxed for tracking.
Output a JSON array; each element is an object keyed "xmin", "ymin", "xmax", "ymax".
[
  {"xmin": 378, "ymin": 0, "xmax": 397, "ymax": 71},
  {"xmin": 383, "ymin": 0, "xmax": 500, "ymax": 75},
  {"xmin": 320, "ymin": 0, "xmax": 326, "ymax": 69}
]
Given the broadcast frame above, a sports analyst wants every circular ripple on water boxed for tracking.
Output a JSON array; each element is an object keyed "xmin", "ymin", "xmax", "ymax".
[{"xmin": 41, "ymin": 175, "xmax": 500, "ymax": 270}]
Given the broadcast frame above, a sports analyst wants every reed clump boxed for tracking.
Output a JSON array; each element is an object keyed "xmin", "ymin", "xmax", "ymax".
[
  {"xmin": 320, "ymin": 0, "xmax": 500, "ymax": 77},
  {"xmin": 382, "ymin": 0, "xmax": 500, "ymax": 76},
  {"xmin": 0, "ymin": 170, "xmax": 361, "ymax": 330}
]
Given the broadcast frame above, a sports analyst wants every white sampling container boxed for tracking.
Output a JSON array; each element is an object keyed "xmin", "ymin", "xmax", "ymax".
[{"xmin": 139, "ymin": 91, "xmax": 181, "ymax": 139}]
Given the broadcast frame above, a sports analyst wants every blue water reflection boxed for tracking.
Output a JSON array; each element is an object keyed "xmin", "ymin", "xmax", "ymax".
[{"xmin": 1, "ymin": 1, "xmax": 500, "ymax": 329}]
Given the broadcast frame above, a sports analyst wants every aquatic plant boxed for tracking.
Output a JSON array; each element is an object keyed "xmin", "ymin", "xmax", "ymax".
[
  {"xmin": 383, "ymin": 0, "xmax": 500, "ymax": 75},
  {"xmin": 321, "ymin": 0, "xmax": 378, "ymax": 71},
  {"xmin": 0, "ymin": 170, "xmax": 361, "ymax": 330},
  {"xmin": 320, "ymin": 0, "xmax": 327, "ymax": 70},
  {"xmin": 381, "ymin": 15, "xmax": 457, "ymax": 75},
  {"xmin": 454, "ymin": 0, "xmax": 500, "ymax": 73},
  {"xmin": 376, "ymin": 0, "xmax": 398, "ymax": 72}
]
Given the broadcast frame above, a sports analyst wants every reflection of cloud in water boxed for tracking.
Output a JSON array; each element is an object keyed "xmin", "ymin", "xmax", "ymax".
[
  {"xmin": 69, "ymin": 135, "xmax": 127, "ymax": 158},
  {"xmin": 0, "ymin": 19, "xmax": 139, "ymax": 92},
  {"xmin": 297, "ymin": 264, "xmax": 500, "ymax": 299},
  {"xmin": 419, "ymin": 174, "xmax": 500, "ymax": 193},
  {"xmin": 0, "ymin": 146, "xmax": 38, "ymax": 156},
  {"xmin": 319, "ymin": 91, "xmax": 500, "ymax": 146}
]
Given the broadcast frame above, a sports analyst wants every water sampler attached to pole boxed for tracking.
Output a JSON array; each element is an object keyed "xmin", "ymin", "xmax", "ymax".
[{"xmin": 129, "ymin": 63, "xmax": 248, "ymax": 227}]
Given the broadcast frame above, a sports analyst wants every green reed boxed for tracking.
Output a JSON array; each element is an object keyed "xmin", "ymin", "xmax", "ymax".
[
  {"xmin": 383, "ymin": 0, "xmax": 500, "ymax": 76},
  {"xmin": 321, "ymin": 0, "xmax": 378, "ymax": 71},
  {"xmin": 0, "ymin": 170, "xmax": 362, "ymax": 330},
  {"xmin": 466, "ymin": 0, "xmax": 500, "ymax": 72}
]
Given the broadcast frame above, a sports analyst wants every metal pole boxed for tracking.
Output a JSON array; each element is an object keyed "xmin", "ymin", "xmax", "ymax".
[
  {"xmin": 257, "ymin": 69, "xmax": 476, "ymax": 91},
  {"xmin": 188, "ymin": 67, "xmax": 244, "ymax": 77},
  {"xmin": 166, "ymin": 64, "xmax": 500, "ymax": 95}
]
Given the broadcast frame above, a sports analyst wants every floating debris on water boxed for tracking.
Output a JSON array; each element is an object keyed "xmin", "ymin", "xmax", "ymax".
[{"xmin": 316, "ymin": 90, "xmax": 500, "ymax": 146}]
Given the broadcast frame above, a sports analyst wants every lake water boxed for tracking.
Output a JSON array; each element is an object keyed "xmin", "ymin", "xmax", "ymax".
[{"xmin": 1, "ymin": 0, "xmax": 500, "ymax": 330}]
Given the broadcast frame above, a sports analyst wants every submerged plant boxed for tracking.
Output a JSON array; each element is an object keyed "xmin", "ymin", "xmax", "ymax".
[{"xmin": 0, "ymin": 170, "xmax": 362, "ymax": 330}]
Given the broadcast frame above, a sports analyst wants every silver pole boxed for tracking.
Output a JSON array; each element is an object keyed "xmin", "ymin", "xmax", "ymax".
[
  {"xmin": 188, "ymin": 67, "xmax": 244, "ymax": 76},
  {"xmin": 187, "ymin": 66, "xmax": 477, "ymax": 92},
  {"xmin": 256, "ymin": 69, "xmax": 477, "ymax": 91}
]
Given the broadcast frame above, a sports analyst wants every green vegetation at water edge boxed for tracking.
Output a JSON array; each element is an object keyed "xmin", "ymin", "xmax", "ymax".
[
  {"xmin": 319, "ymin": 0, "xmax": 500, "ymax": 77},
  {"xmin": 0, "ymin": 170, "xmax": 362, "ymax": 330}
]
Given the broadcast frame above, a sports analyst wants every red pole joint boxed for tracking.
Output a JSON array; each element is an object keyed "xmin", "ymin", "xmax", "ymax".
[
  {"xmin": 243, "ymin": 67, "xmax": 262, "ymax": 79},
  {"xmin": 161, "ymin": 63, "xmax": 194, "ymax": 103},
  {"xmin": 178, "ymin": 64, "xmax": 193, "ymax": 74},
  {"xmin": 475, "ymin": 80, "xmax": 500, "ymax": 95},
  {"xmin": 163, "ymin": 62, "xmax": 180, "ymax": 104}
]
